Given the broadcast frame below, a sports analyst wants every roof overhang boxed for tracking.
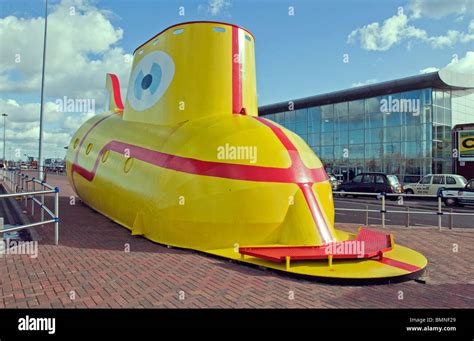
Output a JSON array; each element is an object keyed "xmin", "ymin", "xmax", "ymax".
[{"xmin": 259, "ymin": 68, "xmax": 474, "ymax": 115}]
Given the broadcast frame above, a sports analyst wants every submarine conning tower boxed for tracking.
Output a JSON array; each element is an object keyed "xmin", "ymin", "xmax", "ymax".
[{"xmin": 124, "ymin": 21, "xmax": 258, "ymax": 126}]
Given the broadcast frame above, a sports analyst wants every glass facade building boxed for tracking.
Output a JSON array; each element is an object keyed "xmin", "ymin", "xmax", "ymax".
[{"xmin": 259, "ymin": 70, "xmax": 474, "ymax": 183}]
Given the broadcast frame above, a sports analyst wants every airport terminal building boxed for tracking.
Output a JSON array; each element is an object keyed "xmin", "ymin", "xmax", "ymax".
[{"xmin": 259, "ymin": 69, "xmax": 474, "ymax": 183}]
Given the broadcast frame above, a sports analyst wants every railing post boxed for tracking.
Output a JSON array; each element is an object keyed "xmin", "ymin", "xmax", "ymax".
[
  {"xmin": 31, "ymin": 179, "xmax": 35, "ymax": 216},
  {"xmin": 41, "ymin": 182, "xmax": 45, "ymax": 225},
  {"xmin": 437, "ymin": 195, "xmax": 442, "ymax": 230},
  {"xmin": 381, "ymin": 193, "xmax": 386, "ymax": 229},
  {"xmin": 54, "ymin": 186, "xmax": 59, "ymax": 245},
  {"xmin": 24, "ymin": 176, "xmax": 28, "ymax": 208},
  {"xmin": 365, "ymin": 204, "xmax": 369, "ymax": 226},
  {"xmin": 405, "ymin": 206, "xmax": 410, "ymax": 228},
  {"xmin": 449, "ymin": 208, "xmax": 453, "ymax": 230}
]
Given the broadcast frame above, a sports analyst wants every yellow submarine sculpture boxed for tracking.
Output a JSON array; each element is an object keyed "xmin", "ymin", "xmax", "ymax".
[{"xmin": 66, "ymin": 21, "xmax": 427, "ymax": 282}]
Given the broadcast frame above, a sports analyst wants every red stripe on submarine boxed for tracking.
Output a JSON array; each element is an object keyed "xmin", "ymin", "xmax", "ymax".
[{"xmin": 66, "ymin": 21, "xmax": 427, "ymax": 281}]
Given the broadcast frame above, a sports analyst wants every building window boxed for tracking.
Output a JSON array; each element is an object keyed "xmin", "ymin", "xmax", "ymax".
[
  {"xmin": 321, "ymin": 132, "xmax": 334, "ymax": 145},
  {"xmin": 349, "ymin": 129, "xmax": 364, "ymax": 144},
  {"xmin": 365, "ymin": 112, "xmax": 383, "ymax": 129},
  {"xmin": 321, "ymin": 105, "xmax": 334, "ymax": 132},
  {"xmin": 308, "ymin": 107, "xmax": 321, "ymax": 133}
]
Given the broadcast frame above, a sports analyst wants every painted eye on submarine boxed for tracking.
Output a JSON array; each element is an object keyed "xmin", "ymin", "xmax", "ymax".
[{"xmin": 127, "ymin": 51, "xmax": 175, "ymax": 111}]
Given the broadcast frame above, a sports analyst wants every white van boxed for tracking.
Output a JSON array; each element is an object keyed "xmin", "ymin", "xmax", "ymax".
[{"xmin": 403, "ymin": 174, "xmax": 467, "ymax": 196}]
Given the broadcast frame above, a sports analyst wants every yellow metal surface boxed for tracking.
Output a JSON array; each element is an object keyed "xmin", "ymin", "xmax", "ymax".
[
  {"xmin": 206, "ymin": 231, "xmax": 428, "ymax": 280},
  {"xmin": 67, "ymin": 113, "xmax": 332, "ymax": 250},
  {"xmin": 124, "ymin": 22, "xmax": 257, "ymax": 126},
  {"xmin": 207, "ymin": 244, "xmax": 427, "ymax": 280},
  {"xmin": 66, "ymin": 21, "xmax": 427, "ymax": 281}
]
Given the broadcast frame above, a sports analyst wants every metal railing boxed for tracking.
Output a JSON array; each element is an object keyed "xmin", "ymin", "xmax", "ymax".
[
  {"xmin": 332, "ymin": 191, "xmax": 474, "ymax": 230},
  {"xmin": 0, "ymin": 169, "xmax": 59, "ymax": 244}
]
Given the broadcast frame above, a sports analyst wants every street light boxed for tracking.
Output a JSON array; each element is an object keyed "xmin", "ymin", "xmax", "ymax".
[{"xmin": 2, "ymin": 113, "xmax": 7, "ymax": 168}]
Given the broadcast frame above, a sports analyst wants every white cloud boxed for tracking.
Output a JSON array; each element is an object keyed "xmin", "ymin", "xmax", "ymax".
[
  {"xmin": 0, "ymin": 0, "xmax": 132, "ymax": 159},
  {"xmin": 410, "ymin": 0, "xmax": 474, "ymax": 19},
  {"xmin": 348, "ymin": 13, "xmax": 474, "ymax": 51},
  {"xmin": 61, "ymin": 112, "xmax": 95, "ymax": 130},
  {"xmin": 199, "ymin": 0, "xmax": 232, "ymax": 16},
  {"xmin": 0, "ymin": 0, "xmax": 132, "ymax": 100},
  {"xmin": 428, "ymin": 30, "xmax": 461, "ymax": 48},
  {"xmin": 0, "ymin": 98, "xmax": 95, "ymax": 158},
  {"xmin": 445, "ymin": 51, "xmax": 474, "ymax": 73},
  {"xmin": 419, "ymin": 66, "xmax": 439, "ymax": 74},
  {"xmin": 418, "ymin": 51, "xmax": 474, "ymax": 75},
  {"xmin": 0, "ymin": 98, "xmax": 62, "ymax": 124},
  {"xmin": 351, "ymin": 79, "xmax": 378, "ymax": 87},
  {"xmin": 428, "ymin": 22, "xmax": 474, "ymax": 48},
  {"xmin": 347, "ymin": 13, "xmax": 427, "ymax": 51}
]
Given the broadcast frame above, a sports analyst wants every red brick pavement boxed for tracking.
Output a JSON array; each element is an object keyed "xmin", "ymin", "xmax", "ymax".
[{"xmin": 0, "ymin": 173, "xmax": 473, "ymax": 308}]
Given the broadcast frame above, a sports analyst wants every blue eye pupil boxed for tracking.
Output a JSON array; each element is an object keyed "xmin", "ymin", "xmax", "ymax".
[
  {"xmin": 133, "ymin": 62, "xmax": 162, "ymax": 101},
  {"xmin": 141, "ymin": 74, "xmax": 153, "ymax": 90}
]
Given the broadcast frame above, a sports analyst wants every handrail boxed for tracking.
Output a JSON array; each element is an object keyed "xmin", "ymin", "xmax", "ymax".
[
  {"xmin": 0, "ymin": 169, "xmax": 59, "ymax": 245},
  {"xmin": 332, "ymin": 190, "xmax": 474, "ymax": 229}
]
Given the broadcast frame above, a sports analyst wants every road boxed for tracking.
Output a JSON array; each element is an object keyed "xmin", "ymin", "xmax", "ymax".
[{"xmin": 333, "ymin": 196, "xmax": 474, "ymax": 228}]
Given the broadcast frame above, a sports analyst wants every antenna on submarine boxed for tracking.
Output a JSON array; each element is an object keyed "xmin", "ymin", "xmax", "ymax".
[{"xmin": 38, "ymin": 0, "xmax": 48, "ymax": 181}]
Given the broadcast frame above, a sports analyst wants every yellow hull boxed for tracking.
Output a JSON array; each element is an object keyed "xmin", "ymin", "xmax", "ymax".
[
  {"xmin": 66, "ymin": 21, "xmax": 427, "ymax": 282},
  {"xmin": 67, "ymin": 113, "xmax": 336, "ymax": 250},
  {"xmin": 66, "ymin": 112, "xmax": 427, "ymax": 281}
]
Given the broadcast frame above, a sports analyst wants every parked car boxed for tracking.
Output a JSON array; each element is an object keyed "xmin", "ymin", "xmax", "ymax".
[
  {"xmin": 45, "ymin": 158, "xmax": 65, "ymax": 173},
  {"xmin": 338, "ymin": 172, "xmax": 403, "ymax": 200},
  {"xmin": 328, "ymin": 173, "xmax": 340, "ymax": 191},
  {"xmin": 403, "ymin": 174, "xmax": 467, "ymax": 196},
  {"xmin": 441, "ymin": 179, "xmax": 474, "ymax": 206}
]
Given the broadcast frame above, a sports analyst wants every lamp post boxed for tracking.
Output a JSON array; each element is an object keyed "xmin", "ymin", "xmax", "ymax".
[
  {"xmin": 38, "ymin": 0, "xmax": 48, "ymax": 180},
  {"xmin": 2, "ymin": 113, "xmax": 7, "ymax": 168}
]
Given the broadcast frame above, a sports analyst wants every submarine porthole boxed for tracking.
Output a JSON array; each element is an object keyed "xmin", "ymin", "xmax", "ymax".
[
  {"xmin": 73, "ymin": 138, "xmax": 80, "ymax": 149},
  {"xmin": 138, "ymin": 49, "xmax": 144, "ymax": 55},
  {"xmin": 86, "ymin": 143, "xmax": 93, "ymax": 155},
  {"xmin": 173, "ymin": 28, "xmax": 184, "ymax": 35},
  {"xmin": 245, "ymin": 35, "xmax": 252, "ymax": 42},
  {"xmin": 141, "ymin": 74, "xmax": 153, "ymax": 90},
  {"xmin": 152, "ymin": 39, "xmax": 159, "ymax": 45},
  {"xmin": 213, "ymin": 27, "xmax": 226, "ymax": 33},
  {"xmin": 101, "ymin": 150, "xmax": 110, "ymax": 163},
  {"xmin": 124, "ymin": 158, "xmax": 134, "ymax": 173}
]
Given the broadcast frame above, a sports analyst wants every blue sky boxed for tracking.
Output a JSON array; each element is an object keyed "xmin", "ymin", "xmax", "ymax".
[
  {"xmin": 4, "ymin": 0, "xmax": 473, "ymax": 103},
  {"xmin": 0, "ymin": 0, "xmax": 473, "ymax": 159}
]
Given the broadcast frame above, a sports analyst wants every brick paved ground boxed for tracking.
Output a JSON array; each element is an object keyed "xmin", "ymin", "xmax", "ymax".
[{"xmin": 0, "ymin": 173, "xmax": 473, "ymax": 308}]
